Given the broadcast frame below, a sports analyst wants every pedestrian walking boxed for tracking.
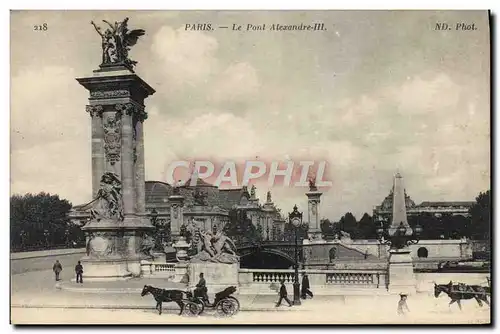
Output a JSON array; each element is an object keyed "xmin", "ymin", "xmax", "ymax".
[
  {"xmin": 397, "ymin": 294, "xmax": 410, "ymax": 315},
  {"xmin": 301, "ymin": 272, "xmax": 313, "ymax": 299},
  {"xmin": 75, "ymin": 261, "xmax": 84, "ymax": 284},
  {"xmin": 275, "ymin": 279, "xmax": 292, "ymax": 307},
  {"xmin": 52, "ymin": 260, "xmax": 62, "ymax": 281}
]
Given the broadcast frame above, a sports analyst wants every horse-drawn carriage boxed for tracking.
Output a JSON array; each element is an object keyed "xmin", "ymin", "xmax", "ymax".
[
  {"xmin": 434, "ymin": 279, "xmax": 491, "ymax": 310},
  {"xmin": 141, "ymin": 285, "xmax": 240, "ymax": 317},
  {"xmin": 186, "ymin": 286, "xmax": 240, "ymax": 317}
]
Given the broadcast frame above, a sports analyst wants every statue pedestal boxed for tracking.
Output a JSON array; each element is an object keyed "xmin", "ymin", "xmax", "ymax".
[
  {"xmin": 188, "ymin": 262, "xmax": 239, "ymax": 295},
  {"xmin": 387, "ymin": 248, "xmax": 416, "ymax": 295},
  {"xmin": 81, "ymin": 220, "xmax": 153, "ymax": 281}
]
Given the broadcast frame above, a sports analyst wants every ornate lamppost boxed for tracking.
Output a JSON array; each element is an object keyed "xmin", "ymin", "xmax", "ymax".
[
  {"xmin": 150, "ymin": 208, "xmax": 168, "ymax": 251},
  {"xmin": 289, "ymin": 204, "xmax": 303, "ymax": 306},
  {"xmin": 43, "ymin": 230, "xmax": 50, "ymax": 249},
  {"xmin": 64, "ymin": 228, "xmax": 70, "ymax": 247},
  {"xmin": 20, "ymin": 230, "xmax": 27, "ymax": 250}
]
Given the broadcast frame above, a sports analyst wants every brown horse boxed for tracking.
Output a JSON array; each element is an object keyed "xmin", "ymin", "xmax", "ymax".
[{"xmin": 434, "ymin": 281, "xmax": 490, "ymax": 310}]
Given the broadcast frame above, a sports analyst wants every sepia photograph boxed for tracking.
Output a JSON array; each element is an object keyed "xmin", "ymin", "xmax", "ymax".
[{"xmin": 9, "ymin": 9, "xmax": 491, "ymax": 325}]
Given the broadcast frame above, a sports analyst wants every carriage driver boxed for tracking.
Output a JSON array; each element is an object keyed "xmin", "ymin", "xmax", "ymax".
[{"xmin": 195, "ymin": 273, "xmax": 210, "ymax": 302}]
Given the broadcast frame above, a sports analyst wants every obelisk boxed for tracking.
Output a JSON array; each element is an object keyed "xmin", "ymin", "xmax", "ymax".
[
  {"xmin": 387, "ymin": 172, "xmax": 416, "ymax": 294},
  {"xmin": 76, "ymin": 18, "xmax": 155, "ymax": 281}
]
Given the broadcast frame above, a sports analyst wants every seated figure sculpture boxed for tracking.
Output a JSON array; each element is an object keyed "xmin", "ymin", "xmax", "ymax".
[{"xmin": 190, "ymin": 230, "xmax": 239, "ymax": 264}]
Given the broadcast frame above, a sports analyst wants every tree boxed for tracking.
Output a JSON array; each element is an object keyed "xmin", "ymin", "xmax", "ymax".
[
  {"xmin": 10, "ymin": 192, "xmax": 74, "ymax": 250},
  {"xmin": 339, "ymin": 212, "xmax": 359, "ymax": 239},
  {"xmin": 469, "ymin": 190, "xmax": 491, "ymax": 240},
  {"xmin": 358, "ymin": 213, "xmax": 376, "ymax": 239},
  {"xmin": 320, "ymin": 218, "xmax": 334, "ymax": 238},
  {"xmin": 224, "ymin": 209, "xmax": 259, "ymax": 245}
]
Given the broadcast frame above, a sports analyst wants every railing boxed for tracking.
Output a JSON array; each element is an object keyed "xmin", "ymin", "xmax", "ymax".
[
  {"xmin": 153, "ymin": 263, "xmax": 176, "ymax": 272},
  {"xmin": 326, "ymin": 272, "xmax": 377, "ymax": 285},
  {"xmin": 240, "ymin": 268, "xmax": 387, "ymax": 288},
  {"xmin": 252, "ymin": 271, "xmax": 295, "ymax": 283}
]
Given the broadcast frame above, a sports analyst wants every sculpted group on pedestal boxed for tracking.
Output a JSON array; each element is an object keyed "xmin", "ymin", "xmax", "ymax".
[
  {"xmin": 90, "ymin": 172, "xmax": 124, "ymax": 222},
  {"xmin": 91, "ymin": 17, "xmax": 145, "ymax": 69},
  {"xmin": 190, "ymin": 229, "xmax": 239, "ymax": 264}
]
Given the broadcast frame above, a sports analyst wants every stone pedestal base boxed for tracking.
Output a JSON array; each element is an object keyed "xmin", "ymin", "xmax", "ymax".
[
  {"xmin": 77, "ymin": 257, "xmax": 132, "ymax": 282},
  {"xmin": 387, "ymin": 248, "xmax": 416, "ymax": 295},
  {"xmin": 188, "ymin": 262, "xmax": 239, "ymax": 294},
  {"xmin": 307, "ymin": 229, "xmax": 323, "ymax": 241}
]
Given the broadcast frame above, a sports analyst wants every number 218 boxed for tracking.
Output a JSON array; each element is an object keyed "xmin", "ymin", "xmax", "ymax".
[{"xmin": 34, "ymin": 23, "xmax": 48, "ymax": 31}]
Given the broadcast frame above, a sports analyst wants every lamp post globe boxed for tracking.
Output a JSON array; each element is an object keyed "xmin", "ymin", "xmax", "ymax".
[
  {"xmin": 397, "ymin": 222, "xmax": 406, "ymax": 236},
  {"xmin": 414, "ymin": 224, "xmax": 423, "ymax": 237}
]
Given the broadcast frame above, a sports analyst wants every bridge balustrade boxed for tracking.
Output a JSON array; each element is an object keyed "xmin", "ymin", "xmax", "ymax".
[
  {"xmin": 153, "ymin": 263, "xmax": 176, "ymax": 273},
  {"xmin": 326, "ymin": 272, "xmax": 378, "ymax": 286},
  {"xmin": 239, "ymin": 268, "xmax": 387, "ymax": 289}
]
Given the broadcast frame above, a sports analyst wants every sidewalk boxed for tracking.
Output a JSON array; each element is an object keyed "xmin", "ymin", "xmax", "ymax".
[{"xmin": 11, "ymin": 248, "xmax": 85, "ymax": 260}]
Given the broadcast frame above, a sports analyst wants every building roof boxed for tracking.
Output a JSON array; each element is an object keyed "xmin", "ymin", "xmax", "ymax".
[
  {"xmin": 145, "ymin": 180, "xmax": 246, "ymax": 210},
  {"xmin": 417, "ymin": 201, "xmax": 475, "ymax": 208}
]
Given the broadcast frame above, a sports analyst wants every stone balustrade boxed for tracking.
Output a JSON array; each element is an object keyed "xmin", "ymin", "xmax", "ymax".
[
  {"xmin": 153, "ymin": 263, "xmax": 176, "ymax": 272},
  {"xmin": 140, "ymin": 260, "xmax": 181, "ymax": 281},
  {"xmin": 238, "ymin": 268, "xmax": 387, "ymax": 289}
]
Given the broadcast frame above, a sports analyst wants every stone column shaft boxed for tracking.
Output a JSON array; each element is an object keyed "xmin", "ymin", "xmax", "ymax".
[
  {"xmin": 135, "ymin": 119, "xmax": 146, "ymax": 214},
  {"xmin": 120, "ymin": 105, "xmax": 136, "ymax": 216},
  {"xmin": 88, "ymin": 106, "xmax": 104, "ymax": 198}
]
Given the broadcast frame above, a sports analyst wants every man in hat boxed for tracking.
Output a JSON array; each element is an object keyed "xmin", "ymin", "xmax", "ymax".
[
  {"xmin": 75, "ymin": 261, "xmax": 84, "ymax": 284},
  {"xmin": 276, "ymin": 279, "xmax": 293, "ymax": 307},
  {"xmin": 301, "ymin": 272, "xmax": 313, "ymax": 299},
  {"xmin": 397, "ymin": 294, "xmax": 410, "ymax": 315},
  {"xmin": 195, "ymin": 273, "xmax": 209, "ymax": 303},
  {"xmin": 52, "ymin": 260, "xmax": 62, "ymax": 281}
]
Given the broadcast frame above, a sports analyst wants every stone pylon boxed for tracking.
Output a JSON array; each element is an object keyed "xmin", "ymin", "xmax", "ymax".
[
  {"xmin": 387, "ymin": 172, "xmax": 416, "ymax": 295},
  {"xmin": 76, "ymin": 64, "xmax": 155, "ymax": 281},
  {"xmin": 306, "ymin": 185, "xmax": 323, "ymax": 240}
]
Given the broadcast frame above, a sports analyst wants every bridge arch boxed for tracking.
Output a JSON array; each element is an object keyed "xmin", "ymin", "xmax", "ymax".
[{"xmin": 239, "ymin": 248, "xmax": 296, "ymax": 269}]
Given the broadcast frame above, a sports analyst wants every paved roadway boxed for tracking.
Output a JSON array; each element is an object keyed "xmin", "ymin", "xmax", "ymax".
[
  {"xmin": 10, "ymin": 250, "xmax": 492, "ymax": 325},
  {"xmin": 12, "ymin": 301, "xmax": 491, "ymax": 325}
]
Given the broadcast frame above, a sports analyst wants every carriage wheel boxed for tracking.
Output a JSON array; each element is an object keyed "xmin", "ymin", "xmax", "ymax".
[
  {"xmin": 215, "ymin": 297, "xmax": 240, "ymax": 317},
  {"xmin": 183, "ymin": 301, "xmax": 203, "ymax": 317}
]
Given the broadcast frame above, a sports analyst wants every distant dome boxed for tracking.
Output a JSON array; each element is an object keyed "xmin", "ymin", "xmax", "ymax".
[
  {"xmin": 379, "ymin": 189, "xmax": 416, "ymax": 210},
  {"xmin": 145, "ymin": 181, "xmax": 173, "ymax": 206}
]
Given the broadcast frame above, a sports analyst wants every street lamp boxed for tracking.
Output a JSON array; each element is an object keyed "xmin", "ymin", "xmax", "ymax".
[
  {"xmin": 150, "ymin": 208, "xmax": 169, "ymax": 251},
  {"xmin": 64, "ymin": 228, "xmax": 70, "ymax": 247},
  {"xmin": 150, "ymin": 208, "xmax": 158, "ymax": 225},
  {"xmin": 43, "ymin": 230, "xmax": 50, "ymax": 249},
  {"xmin": 20, "ymin": 230, "xmax": 27, "ymax": 249},
  {"xmin": 289, "ymin": 204, "xmax": 303, "ymax": 306}
]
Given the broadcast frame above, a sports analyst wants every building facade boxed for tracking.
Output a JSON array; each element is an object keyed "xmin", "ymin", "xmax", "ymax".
[
  {"xmin": 373, "ymin": 189, "xmax": 474, "ymax": 222},
  {"xmin": 70, "ymin": 178, "xmax": 286, "ymax": 242}
]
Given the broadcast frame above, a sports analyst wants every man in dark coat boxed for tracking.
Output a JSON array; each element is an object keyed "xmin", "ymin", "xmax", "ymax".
[
  {"xmin": 52, "ymin": 260, "xmax": 62, "ymax": 281},
  {"xmin": 75, "ymin": 261, "xmax": 84, "ymax": 284},
  {"xmin": 301, "ymin": 273, "xmax": 313, "ymax": 299},
  {"xmin": 195, "ymin": 273, "xmax": 209, "ymax": 303},
  {"xmin": 275, "ymin": 279, "xmax": 292, "ymax": 307}
]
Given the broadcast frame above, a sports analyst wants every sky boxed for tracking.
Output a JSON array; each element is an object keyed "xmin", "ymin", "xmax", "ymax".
[{"xmin": 10, "ymin": 10, "xmax": 490, "ymax": 221}]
